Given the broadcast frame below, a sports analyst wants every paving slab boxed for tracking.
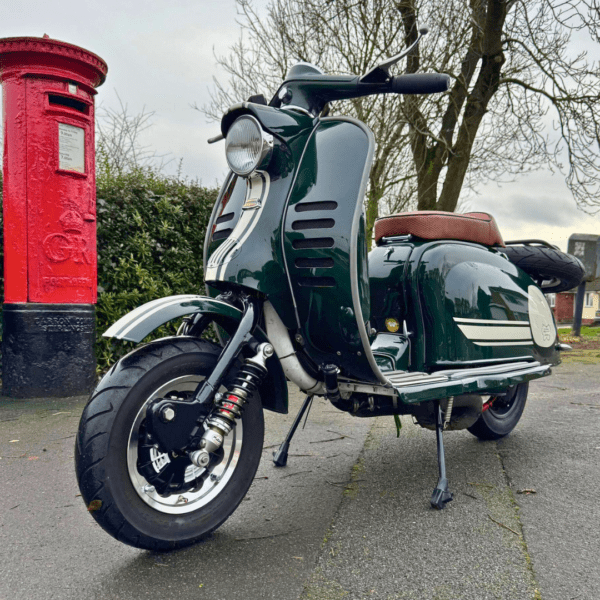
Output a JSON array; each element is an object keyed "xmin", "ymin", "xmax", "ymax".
[
  {"xmin": 1, "ymin": 362, "xmax": 598, "ymax": 600},
  {"xmin": 301, "ymin": 363, "xmax": 600, "ymax": 600},
  {"xmin": 498, "ymin": 363, "xmax": 600, "ymax": 600},
  {"xmin": 0, "ymin": 387, "xmax": 370, "ymax": 600}
]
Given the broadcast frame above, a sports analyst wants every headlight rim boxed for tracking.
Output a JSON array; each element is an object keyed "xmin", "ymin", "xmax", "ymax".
[{"xmin": 225, "ymin": 114, "xmax": 273, "ymax": 177}]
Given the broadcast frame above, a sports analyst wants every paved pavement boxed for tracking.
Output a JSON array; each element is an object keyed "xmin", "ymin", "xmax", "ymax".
[{"xmin": 0, "ymin": 362, "xmax": 598, "ymax": 600}]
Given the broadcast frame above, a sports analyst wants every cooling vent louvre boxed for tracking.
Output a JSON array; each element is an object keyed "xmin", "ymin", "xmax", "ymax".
[
  {"xmin": 216, "ymin": 212, "xmax": 235, "ymax": 224},
  {"xmin": 292, "ymin": 238, "xmax": 334, "ymax": 249},
  {"xmin": 292, "ymin": 218, "xmax": 335, "ymax": 230},
  {"xmin": 295, "ymin": 258, "xmax": 334, "ymax": 269},
  {"xmin": 294, "ymin": 201, "xmax": 338, "ymax": 212},
  {"xmin": 298, "ymin": 277, "xmax": 336, "ymax": 288},
  {"xmin": 212, "ymin": 228, "xmax": 233, "ymax": 241}
]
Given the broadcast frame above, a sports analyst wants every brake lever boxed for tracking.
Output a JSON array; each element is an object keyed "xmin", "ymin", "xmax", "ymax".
[{"xmin": 359, "ymin": 26, "xmax": 429, "ymax": 84}]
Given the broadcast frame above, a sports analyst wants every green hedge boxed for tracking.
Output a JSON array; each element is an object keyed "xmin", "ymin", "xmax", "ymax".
[
  {"xmin": 95, "ymin": 168, "xmax": 218, "ymax": 372},
  {"xmin": 0, "ymin": 168, "xmax": 219, "ymax": 376}
]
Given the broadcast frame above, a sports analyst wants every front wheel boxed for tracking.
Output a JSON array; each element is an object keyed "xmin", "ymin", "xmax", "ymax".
[
  {"xmin": 467, "ymin": 383, "xmax": 528, "ymax": 440},
  {"xmin": 75, "ymin": 337, "xmax": 264, "ymax": 551}
]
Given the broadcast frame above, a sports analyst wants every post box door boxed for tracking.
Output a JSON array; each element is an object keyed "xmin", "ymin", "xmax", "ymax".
[{"xmin": 25, "ymin": 77, "xmax": 97, "ymax": 303}]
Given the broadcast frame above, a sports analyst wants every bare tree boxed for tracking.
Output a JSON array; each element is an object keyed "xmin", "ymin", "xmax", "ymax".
[
  {"xmin": 96, "ymin": 93, "xmax": 170, "ymax": 176},
  {"xmin": 201, "ymin": 0, "xmax": 600, "ymax": 244}
]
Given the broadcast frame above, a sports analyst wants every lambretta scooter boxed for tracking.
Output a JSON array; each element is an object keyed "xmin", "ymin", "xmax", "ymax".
[{"xmin": 75, "ymin": 29, "xmax": 584, "ymax": 551}]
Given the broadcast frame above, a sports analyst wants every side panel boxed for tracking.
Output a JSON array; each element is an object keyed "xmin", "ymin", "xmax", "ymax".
[
  {"xmin": 406, "ymin": 241, "xmax": 559, "ymax": 370},
  {"xmin": 282, "ymin": 118, "xmax": 380, "ymax": 383}
]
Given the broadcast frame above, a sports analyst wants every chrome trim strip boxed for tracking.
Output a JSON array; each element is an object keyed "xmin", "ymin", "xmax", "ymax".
[
  {"xmin": 338, "ymin": 382, "xmax": 397, "ymax": 397},
  {"xmin": 435, "ymin": 361, "xmax": 539, "ymax": 379},
  {"xmin": 388, "ymin": 374, "xmax": 449, "ymax": 387},
  {"xmin": 280, "ymin": 105, "xmax": 314, "ymax": 118}
]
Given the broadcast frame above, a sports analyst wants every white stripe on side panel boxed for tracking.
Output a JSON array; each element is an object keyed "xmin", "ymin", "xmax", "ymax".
[
  {"xmin": 457, "ymin": 324, "xmax": 532, "ymax": 341},
  {"xmin": 474, "ymin": 341, "xmax": 533, "ymax": 347},
  {"xmin": 454, "ymin": 317, "xmax": 530, "ymax": 326}
]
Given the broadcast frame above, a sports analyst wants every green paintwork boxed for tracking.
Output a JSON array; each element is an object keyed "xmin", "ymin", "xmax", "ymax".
[
  {"xmin": 281, "ymin": 118, "xmax": 376, "ymax": 382},
  {"xmin": 368, "ymin": 242, "xmax": 413, "ymax": 333},
  {"xmin": 204, "ymin": 103, "xmax": 315, "ymax": 328},
  {"xmin": 371, "ymin": 333, "xmax": 410, "ymax": 372},
  {"xmin": 369, "ymin": 237, "xmax": 560, "ymax": 378},
  {"xmin": 203, "ymin": 101, "xmax": 559, "ymax": 403}
]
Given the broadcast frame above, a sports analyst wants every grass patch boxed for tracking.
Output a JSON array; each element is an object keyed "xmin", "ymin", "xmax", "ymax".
[{"xmin": 558, "ymin": 326, "xmax": 600, "ymax": 364}]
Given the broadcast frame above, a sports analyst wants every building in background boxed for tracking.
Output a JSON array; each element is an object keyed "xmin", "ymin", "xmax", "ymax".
[{"xmin": 549, "ymin": 278, "xmax": 600, "ymax": 325}]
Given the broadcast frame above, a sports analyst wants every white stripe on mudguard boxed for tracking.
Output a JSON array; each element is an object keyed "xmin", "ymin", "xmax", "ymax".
[{"xmin": 457, "ymin": 324, "xmax": 532, "ymax": 341}]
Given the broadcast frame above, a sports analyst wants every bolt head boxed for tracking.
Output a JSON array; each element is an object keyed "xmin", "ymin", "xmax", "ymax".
[{"xmin": 162, "ymin": 406, "xmax": 176, "ymax": 422}]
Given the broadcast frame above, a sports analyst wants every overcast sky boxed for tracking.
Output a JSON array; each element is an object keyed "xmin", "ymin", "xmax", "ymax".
[{"xmin": 2, "ymin": 0, "xmax": 599, "ymax": 251}]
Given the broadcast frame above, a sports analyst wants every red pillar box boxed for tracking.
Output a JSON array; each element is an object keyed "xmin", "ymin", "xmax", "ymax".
[{"xmin": 0, "ymin": 37, "xmax": 107, "ymax": 397}]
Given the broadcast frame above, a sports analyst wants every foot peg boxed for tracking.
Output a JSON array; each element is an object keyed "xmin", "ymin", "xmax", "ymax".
[
  {"xmin": 431, "ymin": 401, "xmax": 453, "ymax": 509},
  {"xmin": 273, "ymin": 394, "xmax": 313, "ymax": 468}
]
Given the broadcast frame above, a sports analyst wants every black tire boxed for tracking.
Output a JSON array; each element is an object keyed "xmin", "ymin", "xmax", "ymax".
[
  {"xmin": 75, "ymin": 336, "xmax": 264, "ymax": 551},
  {"xmin": 467, "ymin": 383, "xmax": 528, "ymax": 441},
  {"xmin": 502, "ymin": 244, "xmax": 584, "ymax": 294}
]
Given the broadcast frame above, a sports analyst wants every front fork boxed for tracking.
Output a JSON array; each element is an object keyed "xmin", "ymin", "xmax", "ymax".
[
  {"xmin": 143, "ymin": 296, "xmax": 271, "ymax": 491},
  {"xmin": 189, "ymin": 342, "xmax": 273, "ymax": 468}
]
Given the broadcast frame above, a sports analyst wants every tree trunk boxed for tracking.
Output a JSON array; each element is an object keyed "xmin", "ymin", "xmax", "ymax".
[
  {"xmin": 436, "ymin": 0, "xmax": 507, "ymax": 212},
  {"xmin": 365, "ymin": 184, "xmax": 382, "ymax": 251}
]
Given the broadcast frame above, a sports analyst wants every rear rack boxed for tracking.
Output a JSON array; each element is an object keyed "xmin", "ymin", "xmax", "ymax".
[{"xmin": 504, "ymin": 239, "xmax": 560, "ymax": 251}]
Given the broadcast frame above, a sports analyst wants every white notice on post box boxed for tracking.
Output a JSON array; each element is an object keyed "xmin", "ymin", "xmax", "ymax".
[{"xmin": 58, "ymin": 123, "xmax": 85, "ymax": 173}]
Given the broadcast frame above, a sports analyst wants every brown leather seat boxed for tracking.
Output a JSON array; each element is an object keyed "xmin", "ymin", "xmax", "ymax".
[{"xmin": 374, "ymin": 211, "xmax": 505, "ymax": 247}]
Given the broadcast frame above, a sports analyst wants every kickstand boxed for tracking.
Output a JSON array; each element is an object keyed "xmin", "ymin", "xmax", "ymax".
[
  {"xmin": 430, "ymin": 401, "xmax": 453, "ymax": 510},
  {"xmin": 273, "ymin": 395, "xmax": 314, "ymax": 467}
]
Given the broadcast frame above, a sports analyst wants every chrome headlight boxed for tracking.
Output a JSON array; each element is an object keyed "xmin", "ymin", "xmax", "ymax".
[{"xmin": 225, "ymin": 115, "xmax": 273, "ymax": 177}]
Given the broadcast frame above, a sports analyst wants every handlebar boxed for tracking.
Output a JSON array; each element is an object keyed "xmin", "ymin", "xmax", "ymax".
[
  {"xmin": 391, "ymin": 74, "xmax": 451, "ymax": 95},
  {"xmin": 269, "ymin": 71, "xmax": 451, "ymax": 117}
]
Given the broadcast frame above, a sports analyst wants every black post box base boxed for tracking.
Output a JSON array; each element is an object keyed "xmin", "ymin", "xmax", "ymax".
[{"xmin": 2, "ymin": 303, "xmax": 96, "ymax": 398}]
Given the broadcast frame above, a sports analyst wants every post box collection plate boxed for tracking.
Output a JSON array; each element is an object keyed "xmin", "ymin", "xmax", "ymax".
[{"xmin": 58, "ymin": 123, "xmax": 85, "ymax": 173}]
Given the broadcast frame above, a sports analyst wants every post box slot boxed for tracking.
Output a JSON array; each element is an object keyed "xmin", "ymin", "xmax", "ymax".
[{"xmin": 48, "ymin": 94, "xmax": 89, "ymax": 115}]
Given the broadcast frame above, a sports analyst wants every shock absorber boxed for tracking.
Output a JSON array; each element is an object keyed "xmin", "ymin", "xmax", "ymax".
[{"xmin": 189, "ymin": 342, "xmax": 273, "ymax": 468}]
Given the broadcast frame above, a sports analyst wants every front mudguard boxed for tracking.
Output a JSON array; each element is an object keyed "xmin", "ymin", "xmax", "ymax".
[{"xmin": 103, "ymin": 295, "xmax": 288, "ymax": 414}]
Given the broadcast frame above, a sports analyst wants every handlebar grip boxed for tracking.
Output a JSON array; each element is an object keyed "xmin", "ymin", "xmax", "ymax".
[{"xmin": 391, "ymin": 73, "xmax": 451, "ymax": 95}]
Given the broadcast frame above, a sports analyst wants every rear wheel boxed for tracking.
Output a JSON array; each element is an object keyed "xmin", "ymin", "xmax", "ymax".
[
  {"xmin": 467, "ymin": 383, "xmax": 528, "ymax": 440},
  {"xmin": 75, "ymin": 337, "xmax": 264, "ymax": 551}
]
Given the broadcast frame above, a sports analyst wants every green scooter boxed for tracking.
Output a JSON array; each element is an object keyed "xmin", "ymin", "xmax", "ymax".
[{"xmin": 75, "ymin": 29, "xmax": 584, "ymax": 550}]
